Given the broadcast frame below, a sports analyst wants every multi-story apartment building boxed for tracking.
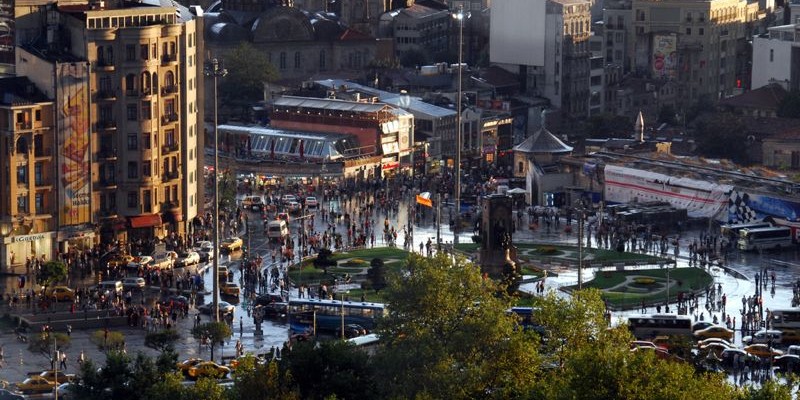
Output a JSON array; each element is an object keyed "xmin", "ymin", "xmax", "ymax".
[
  {"xmin": 0, "ymin": 77, "xmax": 57, "ymax": 271},
  {"xmin": 603, "ymin": 0, "xmax": 632, "ymax": 71},
  {"xmin": 751, "ymin": 23, "xmax": 800, "ymax": 90},
  {"xmin": 491, "ymin": 0, "xmax": 592, "ymax": 120},
  {"xmin": 379, "ymin": 1, "xmax": 450, "ymax": 64},
  {"xmin": 629, "ymin": 0, "xmax": 758, "ymax": 104},
  {"xmin": 16, "ymin": 1, "xmax": 201, "ymax": 248}
]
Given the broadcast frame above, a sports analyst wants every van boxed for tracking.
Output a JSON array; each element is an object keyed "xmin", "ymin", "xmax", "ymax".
[
  {"xmin": 742, "ymin": 329, "xmax": 783, "ymax": 346},
  {"xmin": 98, "ymin": 280, "xmax": 123, "ymax": 294},
  {"xmin": 267, "ymin": 220, "xmax": 289, "ymax": 240},
  {"xmin": 242, "ymin": 196, "xmax": 264, "ymax": 211}
]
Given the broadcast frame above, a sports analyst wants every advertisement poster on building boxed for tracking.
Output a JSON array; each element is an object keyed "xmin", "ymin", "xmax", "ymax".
[
  {"xmin": 57, "ymin": 62, "xmax": 91, "ymax": 226},
  {"xmin": 652, "ymin": 34, "xmax": 677, "ymax": 79},
  {"xmin": 0, "ymin": 0, "xmax": 14, "ymax": 71}
]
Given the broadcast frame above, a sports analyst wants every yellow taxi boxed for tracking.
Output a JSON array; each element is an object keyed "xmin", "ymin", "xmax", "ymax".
[
  {"xmin": 16, "ymin": 376, "xmax": 56, "ymax": 394},
  {"xmin": 693, "ymin": 325, "xmax": 734, "ymax": 341},
  {"xmin": 107, "ymin": 255, "xmax": 135, "ymax": 268},
  {"xmin": 220, "ymin": 237, "xmax": 243, "ymax": 252},
  {"xmin": 744, "ymin": 344, "xmax": 784, "ymax": 358},
  {"xmin": 176, "ymin": 358, "xmax": 204, "ymax": 376},
  {"xmin": 38, "ymin": 370, "xmax": 75, "ymax": 384},
  {"xmin": 46, "ymin": 286, "xmax": 75, "ymax": 302},
  {"xmin": 187, "ymin": 361, "xmax": 231, "ymax": 380},
  {"xmin": 221, "ymin": 282, "xmax": 241, "ymax": 297}
]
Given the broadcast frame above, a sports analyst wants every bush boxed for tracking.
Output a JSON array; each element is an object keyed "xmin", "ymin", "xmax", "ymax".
[
  {"xmin": 633, "ymin": 277, "xmax": 656, "ymax": 285},
  {"xmin": 537, "ymin": 246, "xmax": 558, "ymax": 255},
  {"xmin": 91, "ymin": 329, "xmax": 126, "ymax": 351}
]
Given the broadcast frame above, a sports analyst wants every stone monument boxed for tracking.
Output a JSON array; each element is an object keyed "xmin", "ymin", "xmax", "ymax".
[{"xmin": 479, "ymin": 194, "xmax": 519, "ymax": 280}]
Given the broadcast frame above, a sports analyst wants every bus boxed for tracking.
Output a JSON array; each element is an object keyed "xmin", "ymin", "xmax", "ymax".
[
  {"xmin": 346, "ymin": 333, "xmax": 381, "ymax": 355},
  {"xmin": 769, "ymin": 309, "xmax": 800, "ymax": 344},
  {"xmin": 720, "ymin": 221, "xmax": 771, "ymax": 239},
  {"xmin": 288, "ymin": 298, "xmax": 386, "ymax": 335},
  {"xmin": 627, "ymin": 314, "xmax": 693, "ymax": 339},
  {"xmin": 738, "ymin": 226, "xmax": 793, "ymax": 251}
]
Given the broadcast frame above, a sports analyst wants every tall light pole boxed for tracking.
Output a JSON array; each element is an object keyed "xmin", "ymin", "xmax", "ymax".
[
  {"xmin": 452, "ymin": 6, "xmax": 470, "ymax": 245},
  {"xmin": 205, "ymin": 58, "xmax": 227, "ymax": 322}
]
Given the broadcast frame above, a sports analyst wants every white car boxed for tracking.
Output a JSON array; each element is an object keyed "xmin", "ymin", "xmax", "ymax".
[
  {"xmin": 287, "ymin": 201, "xmax": 302, "ymax": 213},
  {"xmin": 305, "ymin": 196, "xmax": 319, "ymax": 208},
  {"xmin": 121, "ymin": 277, "xmax": 146, "ymax": 289},
  {"xmin": 126, "ymin": 256, "xmax": 153, "ymax": 269},
  {"xmin": 175, "ymin": 251, "xmax": 200, "ymax": 267},
  {"xmin": 281, "ymin": 194, "xmax": 297, "ymax": 205}
]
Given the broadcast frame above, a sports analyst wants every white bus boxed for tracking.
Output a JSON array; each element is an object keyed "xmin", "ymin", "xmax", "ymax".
[
  {"xmin": 720, "ymin": 221, "xmax": 771, "ymax": 239},
  {"xmin": 769, "ymin": 309, "xmax": 800, "ymax": 344},
  {"xmin": 627, "ymin": 314, "xmax": 693, "ymax": 339},
  {"xmin": 737, "ymin": 226, "xmax": 793, "ymax": 251}
]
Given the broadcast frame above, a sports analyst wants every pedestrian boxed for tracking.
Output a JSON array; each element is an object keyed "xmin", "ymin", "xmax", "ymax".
[
  {"xmin": 0, "ymin": 345, "xmax": 4, "ymax": 368},
  {"xmin": 239, "ymin": 316, "xmax": 243, "ymax": 337},
  {"xmin": 66, "ymin": 324, "xmax": 72, "ymax": 337},
  {"xmin": 60, "ymin": 351, "xmax": 67, "ymax": 369}
]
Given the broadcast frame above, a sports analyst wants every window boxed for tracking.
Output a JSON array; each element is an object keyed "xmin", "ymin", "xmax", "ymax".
[
  {"xmin": 518, "ymin": 161, "xmax": 524, "ymax": 173},
  {"xmin": 280, "ymin": 52, "xmax": 286, "ymax": 70},
  {"xmin": 143, "ymin": 161, "xmax": 151, "ymax": 177},
  {"xmin": 140, "ymin": 44, "xmax": 148, "ymax": 60},
  {"xmin": 17, "ymin": 195, "xmax": 28, "ymax": 213},
  {"xmin": 128, "ymin": 161, "xmax": 138, "ymax": 179},
  {"xmin": 35, "ymin": 110, "xmax": 41, "ymax": 121},
  {"xmin": 319, "ymin": 50, "xmax": 326, "ymax": 70},
  {"xmin": 685, "ymin": 27, "xmax": 691, "ymax": 35},
  {"xmin": 125, "ymin": 74, "xmax": 136, "ymax": 92},
  {"xmin": 164, "ymin": 99, "xmax": 175, "ymax": 117},
  {"xmin": 127, "ymin": 192, "xmax": 138, "ymax": 208},
  {"xmin": 141, "ymin": 101, "xmax": 152, "ymax": 120},
  {"xmin": 17, "ymin": 166, "xmax": 27, "ymax": 184},
  {"xmin": 127, "ymin": 133, "xmax": 138, "ymax": 150},
  {"xmin": 126, "ymin": 45, "xmax": 136, "ymax": 61},
  {"xmin": 143, "ymin": 190, "xmax": 152, "ymax": 212},
  {"xmin": 35, "ymin": 193, "xmax": 44, "ymax": 214},
  {"xmin": 34, "ymin": 163, "xmax": 42, "ymax": 185},
  {"xmin": 165, "ymin": 129, "xmax": 176, "ymax": 147},
  {"xmin": 142, "ymin": 133, "xmax": 151, "ymax": 149},
  {"xmin": 699, "ymin": 28, "xmax": 704, "ymax": 35},
  {"xmin": 127, "ymin": 104, "xmax": 138, "ymax": 121},
  {"xmin": 294, "ymin": 52, "xmax": 301, "ymax": 69}
]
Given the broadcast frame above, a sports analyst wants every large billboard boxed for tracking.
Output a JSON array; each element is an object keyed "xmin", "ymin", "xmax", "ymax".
[
  {"xmin": 652, "ymin": 34, "xmax": 677, "ymax": 79},
  {"xmin": 489, "ymin": 0, "xmax": 546, "ymax": 67},
  {"xmin": 56, "ymin": 62, "xmax": 91, "ymax": 226},
  {"xmin": 0, "ymin": 0, "xmax": 14, "ymax": 68}
]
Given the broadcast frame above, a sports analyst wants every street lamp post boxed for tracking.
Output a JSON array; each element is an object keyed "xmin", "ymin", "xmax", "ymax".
[
  {"xmin": 452, "ymin": 6, "xmax": 470, "ymax": 245},
  {"xmin": 204, "ymin": 58, "xmax": 228, "ymax": 322}
]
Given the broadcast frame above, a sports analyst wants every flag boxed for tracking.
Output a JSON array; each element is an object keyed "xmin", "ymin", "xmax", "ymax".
[{"xmin": 416, "ymin": 192, "xmax": 433, "ymax": 208}]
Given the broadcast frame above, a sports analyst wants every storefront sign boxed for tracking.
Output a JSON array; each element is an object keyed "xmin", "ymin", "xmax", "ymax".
[{"xmin": 13, "ymin": 234, "xmax": 47, "ymax": 243}]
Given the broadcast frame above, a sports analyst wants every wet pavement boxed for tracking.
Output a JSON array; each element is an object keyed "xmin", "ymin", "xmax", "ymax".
[{"xmin": 1, "ymin": 193, "xmax": 799, "ymax": 387}]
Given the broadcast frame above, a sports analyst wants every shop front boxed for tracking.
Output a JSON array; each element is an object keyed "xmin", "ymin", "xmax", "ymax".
[
  {"xmin": 128, "ymin": 214, "xmax": 165, "ymax": 243},
  {"xmin": 2, "ymin": 231, "xmax": 57, "ymax": 272},
  {"xmin": 57, "ymin": 225, "xmax": 97, "ymax": 254}
]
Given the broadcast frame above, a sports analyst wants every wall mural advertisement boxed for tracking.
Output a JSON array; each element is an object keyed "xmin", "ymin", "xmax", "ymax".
[
  {"xmin": 57, "ymin": 62, "xmax": 91, "ymax": 226},
  {"xmin": 0, "ymin": 0, "xmax": 14, "ymax": 67},
  {"xmin": 652, "ymin": 34, "xmax": 677, "ymax": 80}
]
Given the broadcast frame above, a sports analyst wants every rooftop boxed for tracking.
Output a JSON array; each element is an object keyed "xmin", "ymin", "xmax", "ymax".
[
  {"xmin": 513, "ymin": 127, "xmax": 574, "ymax": 154},
  {"xmin": 315, "ymin": 79, "xmax": 456, "ymax": 118},
  {"xmin": 0, "ymin": 77, "xmax": 50, "ymax": 106},
  {"xmin": 274, "ymin": 96, "xmax": 391, "ymax": 114},
  {"xmin": 719, "ymin": 83, "xmax": 787, "ymax": 111}
]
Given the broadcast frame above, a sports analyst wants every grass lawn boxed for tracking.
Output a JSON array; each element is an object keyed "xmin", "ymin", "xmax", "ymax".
[
  {"xmin": 342, "ymin": 288, "xmax": 389, "ymax": 303},
  {"xmin": 454, "ymin": 242, "xmax": 668, "ymax": 266},
  {"xmin": 570, "ymin": 267, "xmax": 714, "ymax": 309},
  {"xmin": 289, "ymin": 247, "xmax": 411, "ymax": 286},
  {"xmin": 453, "ymin": 243, "xmax": 480, "ymax": 252}
]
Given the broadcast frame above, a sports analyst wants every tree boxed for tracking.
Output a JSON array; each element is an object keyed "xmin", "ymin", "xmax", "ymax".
[
  {"xmin": 90, "ymin": 329, "xmax": 126, "ymax": 352},
  {"xmin": 373, "ymin": 253, "xmax": 540, "ymax": 399},
  {"xmin": 191, "ymin": 321, "xmax": 232, "ymax": 362},
  {"xmin": 219, "ymin": 42, "xmax": 279, "ymax": 118},
  {"xmin": 742, "ymin": 379, "xmax": 794, "ymax": 400},
  {"xmin": 777, "ymin": 90, "xmax": 800, "ymax": 118},
  {"xmin": 366, "ymin": 258, "xmax": 387, "ymax": 293},
  {"xmin": 230, "ymin": 356, "xmax": 300, "ymax": 400},
  {"xmin": 144, "ymin": 372, "xmax": 188, "ymax": 400},
  {"xmin": 313, "ymin": 248, "xmax": 337, "ymax": 274},
  {"xmin": 184, "ymin": 377, "xmax": 228, "ymax": 400},
  {"xmin": 36, "ymin": 260, "xmax": 67, "ymax": 289},
  {"xmin": 657, "ymin": 104, "xmax": 678, "ymax": 125},
  {"xmin": 694, "ymin": 112, "xmax": 749, "ymax": 164},
  {"xmin": 28, "ymin": 331, "xmax": 70, "ymax": 361},
  {"xmin": 283, "ymin": 340, "xmax": 376, "ymax": 399},
  {"xmin": 145, "ymin": 329, "xmax": 180, "ymax": 352}
]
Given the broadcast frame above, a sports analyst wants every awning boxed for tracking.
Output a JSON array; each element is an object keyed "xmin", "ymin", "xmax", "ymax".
[{"xmin": 129, "ymin": 214, "xmax": 162, "ymax": 229}]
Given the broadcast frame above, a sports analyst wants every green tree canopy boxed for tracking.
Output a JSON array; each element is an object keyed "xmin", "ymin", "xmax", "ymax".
[
  {"xmin": 373, "ymin": 253, "xmax": 540, "ymax": 399},
  {"xmin": 28, "ymin": 331, "xmax": 70, "ymax": 361},
  {"xmin": 694, "ymin": 112, "xmax": 749, "ymax": 164},
  {"xmin": 36, "ymin": 260, "xmax": 67, "ymax": 287},
  {"xmin": 145, "ymin": 329, "xmax": 180, "ymax": 352},
  {"xmin": 218, "ymin": 42, "xmax": 279, "ymax": 117},
  {"xmin": 230, "ymin": 356, "xmax": 299, "ymax": 400},
  {"xmin": 283, "ymin": 340, "xmax": 376, "ymax": 399},
  {"xmin": 366, "ymin": 258, "xmax": 387, "ymax": 293},
  {"xmin": 192, "ymin": 321, "xmax": 232, "ymax": 362}
]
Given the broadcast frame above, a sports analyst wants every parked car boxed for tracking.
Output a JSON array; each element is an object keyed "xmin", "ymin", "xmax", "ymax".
[
  {"xmin": 281, "ymin": 194, "xmax": 297, "ymax": 205},
  {"xmin": 187, "ymin": 361, "xmax": 230, "ymax": 380},
  {"xmin": 175, "ymin": 251, "xmax": 200, "ymax": 267},
  {"xmin": 107, "ymin": 254, "xmax": 135, "ymax": 268},
  {"xmin": 744, "ymin": 344, "xmax": 783, "ymax": 358},
  {"xmin": 220, "ymin": 237, "xmax": 243, "ymax": 252},
  {"xmin": 121, "ymin": 277, "xmax": 146, "ymax": 290},
  {"xmin": 694, "ymin": 325, "xmax": 734, "ymax": 341},
  {"xmin": 46, "ymin": 286, "xmax": 75, "ymax": 302},
  {"xmin": 16, "ymin": 376, "xmax": 56, "ymax": 394},
  {"xmin": 198, "ymin": 301, "xmax": 235, "ymax": 316},
  {"xmin": 152, "ymin": 253, "xmax": 176, "ymax": 270},
  {"xmin": 743, "ymin": 329, "xmax": 783, "ymax": 346},
  {"xmin": 287, "ymin": 201, "xmax": 302, "ymax": 214},
  {"xmin": 692, "ymin": 321, "xmax": 715, "ymax": 332},
  {"xmin": 305, "ymin": 196, "xmax": 319, "ymax": 208},
  {"xmin": 221, "ymin": 282, "xmax": 241, "ymax": 297},
  {"xmin": 774, "ymin": 354, "xmax": 800, "ymax": 374},
  {"xmin": 176, "ymin": 358, "xmax": 204, "ymax": 376},
  {"xmin": 696, "ymin": 338, "xmax": 735, "ymax": 349},
  {"xmin": 38, "ymin": 370, "xmax": 75, "ymax": 384},
  {"xmin": 241, "ymin": 195, "xmax": 264, "ymax": 211},
  {"xmin": 126, "ymin": 256, "xmax": 153, "ymax": 270}
]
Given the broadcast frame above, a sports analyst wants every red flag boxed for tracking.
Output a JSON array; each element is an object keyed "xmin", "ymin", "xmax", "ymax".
[{"xmin": 299, "ymin": 140, "xmax": 304, "ymax": 159}]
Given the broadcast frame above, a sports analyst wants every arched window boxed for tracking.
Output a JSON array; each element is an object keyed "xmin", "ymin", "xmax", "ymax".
[
  {"xmin": 164, "ymin": 71, "xmax": 175, "ymax": 88},
  {"xmin": 141, "ymin": 71, "xmax": 151, "ymax": 94},
  {"xmin": 294, "ymin": 52, "xmax": 301, "ymax": 69}
]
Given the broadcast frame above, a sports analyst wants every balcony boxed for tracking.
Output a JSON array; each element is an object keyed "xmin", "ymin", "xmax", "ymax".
[
  {"xmin": 98, "ymin": 148, "xmax": 118, "ymax": 160},
  {"xmin": 160, "ymin": 85, "xmax": 178, "ymax": 96},
  {"xmin": 96, "ymin": 59, "xmax": 115, "ymax": 72},
  {"xmin": 161, "ymin": 54, "xmax": 178, "ymax": 65},
  {"xmin": 98, "ymin": 120, "xmax": 117, "ymax": 131},
  {"xmin": 96, "ymin": 90, "xmax": 117, "ymax": 101},
  {"xmin": 35, "ymin": 179, "xmax": 53, "ymax": 189},
  {"xmin": 15, "ymin": 122, "xmax": 32, "ymax": 131},
  {"xmin": 140, "ymin": 88, "xmax": 153, "ymax": 99},
  {"xmin": 161, "ymin": 142, "xmax": 179, "ymax": 155},
  {"xmin": 162, "ymin": 170, "xmax": 179, "ymax": 182},
  {"xmin": 99, "ymin": 177, "xmax": 117, "ymax": 188},
  {"xmin": 160, "ymin": 114, "xmax": 179, "ymax": 126},
  {"xmin": 34, "ymin": 148, "xmax": 53, "ymax": 159}
]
